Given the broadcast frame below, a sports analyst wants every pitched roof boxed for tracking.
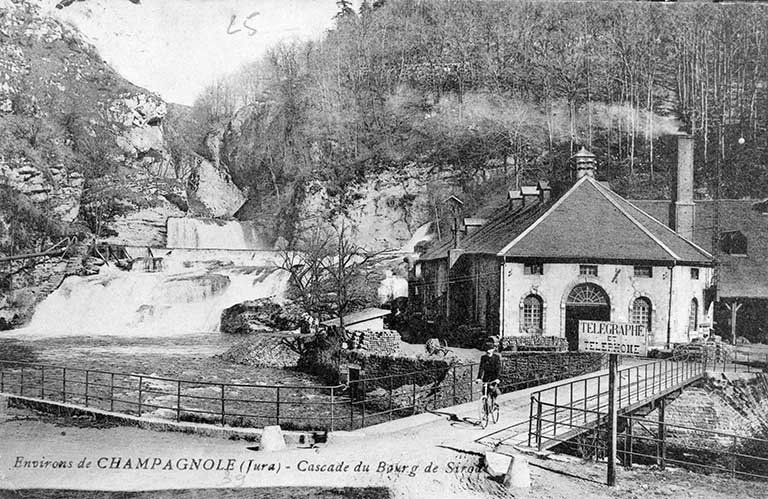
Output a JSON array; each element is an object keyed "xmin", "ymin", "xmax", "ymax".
[
  {"xmin": 420, "ymin": 177, "xmax": 712, "ymax": 266},
  {"xmin": 419, "ymin": 197, "xmax": 552, "ymax": 260},
  {"xmin": 498, "ymin": 177, "xmax": 712, "ymax": 265},
  {"xmin": 631, "ymin": 199, "xmax": 768, "ymax": 299}
]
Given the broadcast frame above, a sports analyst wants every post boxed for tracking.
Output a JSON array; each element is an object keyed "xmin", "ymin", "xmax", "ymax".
[
  {"xmin": 62, "ymin": 367, "xmax": 66, "ymax": 403},
  {"xmin": 110, "ymin": 373, "xmax": 115, "ymax": 412},
  {"xmin": 607, "ymin": 353, "xmax": 618, "ymax": 486},
  {"xmin": 412, "ymin": 375, "xmax": 416, "ymax": 415},
  {"xmin": 0, "ymin": 364, "xmax": 4, "ymax": 392},
  {"xmin": 469, "ymin": 365, "xmax": 474, "ymax": 402},
  {"xmin": 138, "ymin": 376, "xmax": 143, "ymax": 417},
  {"xmin": 275, "ymin": 386, "xmax": 280, "ymax": 426},
  {"xmin": 176, "ymin": 381, "xmax": 181, "ymax": 422},
  {"xmin": 535, "ymin": 399, "xmax": 543, "ymax": 450},
  {"xmin": 553, "ymin": 385, "xmax": 558, "ymax": 435},
  {"xmin": 731, "ymin": 434, "xmax": 737, "ymax": 479},
  {"xmin": 657, "ymin": 397, "xmax": 666, "ymax": 470},
  {"xmin": 389, "ymin": 375, "xmax": 393, "ymax": 420},
  {"xmin": 20, "ymin": 366, "xmax": 23, "ymax": 396},
  {"xmin": 625, "ymin": 416, "xmax": 633, "ymax": 469},
  {"xmin": 41, "ymin": 365, "xmax": 45, "ymax": 399},
  {"xmin": 361, "ymin": 379, "xmax": 366, "ymax": 427},
  {"xmin": 452, "ymin": 367, "xmax": 457, "ymax": 405},
  {"xmin": 330, "ymin": 387, "xmax": 335, "ymax": 432},
  {"xmin": 221, "ymin": 384, "xmax": 226, "ymax": 426},
  {"xmin": 84, "ymin": 370, "xmax": 89, "ymax": 407}
]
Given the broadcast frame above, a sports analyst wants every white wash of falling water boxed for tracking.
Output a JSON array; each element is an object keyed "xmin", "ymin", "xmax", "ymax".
[
  {"xmin": 165, "ymin": 217, "xmax": 267, "ymax": 250},
  {"xmin": 22, "ymin": 262, "xmax": 289, "ymax": 337}
]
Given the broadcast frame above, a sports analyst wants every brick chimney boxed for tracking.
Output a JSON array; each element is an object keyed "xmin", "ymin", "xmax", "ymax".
[
  {"xmin": 573, "ymin": 147, "xmax": 597, "ymax": 179},
  {"xmin": 521, "ymin": 185, "xmax": 538, "ymax": 206},
  {"xmin": 537, "ymin": 180, "xmax": 551, "ymax": 202},
  {"xmin": 674, "ymin": 134, "xmax": 695, "ymax": 241},
  {"xmin": 508, "ymin": 190, "xmax": 523, "ymax": 210}
]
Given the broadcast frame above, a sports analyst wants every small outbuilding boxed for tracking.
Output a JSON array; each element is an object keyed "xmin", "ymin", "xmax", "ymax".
[{"xmin": 321, "ymin": 308, "xmax": 391, "ymax": 332}]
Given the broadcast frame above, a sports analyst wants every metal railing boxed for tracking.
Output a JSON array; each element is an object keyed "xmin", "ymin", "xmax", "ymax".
[
  {"xmin": 528, "ymin": 356, "xmax": 705, "ymax": 450},
  {"xmin": 0, "ymin": 360, "xmax": 341, "ymax": 431},
  {"xmin": 0, "ymin": 352, "xmax": 609, "ymax": 432},
  {"xmin": 344, "ymin": 353, "xmax": 610, "ymax": 429},
  {"xmin": 530, "ymin": 401, "xmax": 768, "ymax": 481}
]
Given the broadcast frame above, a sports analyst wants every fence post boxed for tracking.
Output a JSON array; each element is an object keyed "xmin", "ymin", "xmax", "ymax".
[
  {"xmin": 19, "ymin": 366, "xmax": 23, "ymax": 396},
  {"xmin": 84, "ymin": 370, "xmax": 89, "ymax": 407},
  {"xmin": 361, "ymin": 379, "xmax": 366, "ymax": 428},
  {"xmin": 452, "ymin": 367, "xmax": 457, "ymax": 405},
  {"xmin": 62, "ymin": 367, "xmax": 66, "ymax": 403},
  {"xmin": 275, "ymin": 386, "xmax": 280, "ymax": 426},
  {"xmin": 411, "ymin": 375, "xmax": 416, "ymax": 415},
  {"xmin": 138, "ymin": 376, "xmax": 143, "ymax": 417},
  {"xmin": 625, "ymin": 416, "xmax": 633, "ymax": 469},
  {"xmin": 110, "ymin": 373, "xmax": 115, "ymax": 412},
  {"xmin": 221, "ymin": 384, "xmax": 226, "ymax": 426},
  {"xmin": 731, "ymin": 434, "xmax": 737, "ymax": 479},
  {"xmin": 469, "ymin": 365, "xmax": 473, "ymax": 402},
  {"xmin": 0, "ymin": 363, "xmax": 4, "ymax": 392},
  {"xmin": 535, "ymin": 399, "xmax": 543, "ymax": 451},
  {"xmin": 350, "ymin": 383, "xmax": 354, "ymax": 430},
  {"xmin": 330, "ymin": 387, "xmax": 335, "ymax": 432},
  {"xmin": 41, "ymin": 365, "xmax": 45, "ymax": 399},
  {"xmin": 528, "ymin": 395, "xmax": 535, "ymax": 447},
  {"xmin": 657, "ymin": 397, "xmax": 666, "ymax": 470},
  {"xmin": 176, "ymin": 381, "xmax": 181, "ymax": 422}
]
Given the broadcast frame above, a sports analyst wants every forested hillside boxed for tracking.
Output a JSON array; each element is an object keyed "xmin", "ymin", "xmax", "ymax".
[{"xmin": 184, "ymin": 0, "xmax": 768, "ymax": 241}]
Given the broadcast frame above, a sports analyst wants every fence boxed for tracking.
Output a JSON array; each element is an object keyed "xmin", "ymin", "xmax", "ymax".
[
  {"xmin": 0, "ymin": 353, "xmax": 609, "ymax": 432},
  {"xmin": 528, "ymin": 356, "xmax": 705, "ymax": 450},
  {"xmin": 530, "ymin": 402, "xmax": 768, "ymax": 481}
]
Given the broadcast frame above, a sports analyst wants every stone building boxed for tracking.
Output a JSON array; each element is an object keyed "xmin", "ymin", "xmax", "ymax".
[{"xmin": 410, "ymin": 135, "xmax": 715, "ymax": 349}]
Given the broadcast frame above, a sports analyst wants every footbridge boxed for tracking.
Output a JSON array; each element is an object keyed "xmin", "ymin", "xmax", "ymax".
[{"xmin": 477, "ymin": 356, "xmax": 705, "ymax": 454}]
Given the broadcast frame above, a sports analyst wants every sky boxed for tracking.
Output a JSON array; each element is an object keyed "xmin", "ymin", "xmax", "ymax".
[{"xmin": 40, "ymin": 0, "xmax": 354, "ymax": 105}]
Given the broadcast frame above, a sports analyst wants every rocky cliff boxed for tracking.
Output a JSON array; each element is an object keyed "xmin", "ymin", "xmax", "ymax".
[{"xmin": 0, "ymin": 0, "xmax": 247, "ymax": 322}]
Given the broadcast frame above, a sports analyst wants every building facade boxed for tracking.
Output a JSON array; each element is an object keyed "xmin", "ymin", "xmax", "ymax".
[{"xmin": 410, "ymin": 137, "xmax": 715, "ymax": 349}]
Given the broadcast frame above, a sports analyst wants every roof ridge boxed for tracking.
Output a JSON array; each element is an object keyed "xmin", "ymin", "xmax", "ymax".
[
  {"xmin": 497, "ymin": 175, "xmax": 591, "ymax": 256},
  {"xmin": 621, "ymin": 197, "xmax": 714, "ymax": 260},
  {"xmin": 589, "ymin": 178, "xmax": 682, "ymax": 261}
]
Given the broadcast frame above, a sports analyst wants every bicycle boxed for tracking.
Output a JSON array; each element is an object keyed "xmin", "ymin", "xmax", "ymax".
[{"xmin": 477, "ymin": 379, "xmax": 500, "ymax": 428}]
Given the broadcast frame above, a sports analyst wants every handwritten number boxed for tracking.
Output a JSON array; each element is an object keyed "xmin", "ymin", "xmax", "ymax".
[{"xmin": 227, "ymin": 15, "xmax": 242, "ymax": 35}]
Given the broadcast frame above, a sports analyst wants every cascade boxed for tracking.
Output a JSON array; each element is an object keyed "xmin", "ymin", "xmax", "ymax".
[
  {"xmin": 166, "ymin": 217, "xmax": 267, "ymax": 250},
  {"xmin": 20, "ymin": 218, "xmax": 287, "ymax": 337}
]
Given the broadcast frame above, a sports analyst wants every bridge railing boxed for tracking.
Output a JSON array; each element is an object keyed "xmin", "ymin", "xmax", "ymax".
[
  {"xmin": 529, "ymin": 400, "xmax": 768, "ymax": 481},
  {"xmin": 528, "ymin": 355, "xmax": 705, "ymax": 450}
]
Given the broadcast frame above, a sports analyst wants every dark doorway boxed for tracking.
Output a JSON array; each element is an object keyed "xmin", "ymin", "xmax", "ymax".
[{"xmin": 565, "ymin": 283, "xmax": 610, "ymax": 351}]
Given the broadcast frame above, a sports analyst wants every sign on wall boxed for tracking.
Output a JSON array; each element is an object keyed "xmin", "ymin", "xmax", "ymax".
[{"xmin": 578, "ymin": 320, "xmax": 648, "ymax": 356}]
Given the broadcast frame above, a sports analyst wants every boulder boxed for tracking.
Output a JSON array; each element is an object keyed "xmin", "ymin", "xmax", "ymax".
[
  {"xmin": 220, "ymin": 298, "xmax": 306, "ymax": 334},
  {"xmin": 218, "ymin": 335, "xmax": 301, "ymax": 369}
]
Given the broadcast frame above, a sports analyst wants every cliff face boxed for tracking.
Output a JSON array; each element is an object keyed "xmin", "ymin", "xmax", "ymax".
[{"xmin": 0, "ymin": 0, "xmax": 247, "ymax": 323}]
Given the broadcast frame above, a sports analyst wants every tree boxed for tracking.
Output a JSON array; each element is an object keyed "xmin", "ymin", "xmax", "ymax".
[{"xmin": 335, "ymin": 0, "xmax": 356, "ymax": 20}]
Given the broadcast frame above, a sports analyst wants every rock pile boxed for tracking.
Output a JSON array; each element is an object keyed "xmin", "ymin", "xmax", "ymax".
[
  {"xmin": 220, "ymin": 298, "xmax": 307, "ymax": 334},
  {"xmin": 217, "ymin": 334, "xmax": 301, "ymax": 369},
  {"xmin": 347, "ymin": 329, "xmax": 400, "ymax": 355}
]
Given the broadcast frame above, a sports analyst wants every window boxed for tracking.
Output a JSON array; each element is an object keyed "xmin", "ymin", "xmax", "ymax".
[
  {"xmin": 523, "ymin": 295, "xmax": 543, "ymax": 331},
  {"xmin": 634, "ymin": 266, "xmax": 653, "ymax": 278},
  {"xmin": 579, "ymin": 265, "xmax": 598, "ymax": 276},
  {"xmin": 690, "ymin": 268, "xmax": 699, "ymax": 280},
  {"xmin": 630, "ymin": 297, "xmax": 652, "ymax": 332},
  {"xmin": 689, "ymin": 298, "xmax": 698, "ymax": 331},
  {"xmin": 524, "ymin": 263, "xmax": 543, "ymax": 275},
  {"xmin": 721, "ymin": 231, "xmax": 748, "ymax": 256}
]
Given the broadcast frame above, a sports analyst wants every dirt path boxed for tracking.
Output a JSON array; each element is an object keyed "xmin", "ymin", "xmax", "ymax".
[{"xmin": 2, "ymin": 404, "xmax": 768, "ymax": 499}]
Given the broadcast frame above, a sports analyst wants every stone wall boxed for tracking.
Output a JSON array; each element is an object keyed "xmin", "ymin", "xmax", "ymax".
[
  {"xmin": 662, "ymin": 373, "xmax": 768, "ymax": 440},
  {"xmin": 347, "ymin": 329, "xmax": 400, "ymax": 355}
]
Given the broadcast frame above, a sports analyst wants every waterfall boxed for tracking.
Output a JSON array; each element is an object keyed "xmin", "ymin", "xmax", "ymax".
[
  {"xmin": 22, "ymin": 255, "xmax": 289, "ymax": 337},
  {"xmin": 166, "ymin": 217, "xmax": 268, "ymax": 250}
]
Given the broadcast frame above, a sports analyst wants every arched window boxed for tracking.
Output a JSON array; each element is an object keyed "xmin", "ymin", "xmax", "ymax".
[
  {"xmin": 523, "ymin": 295, "xmax": 543, "ymax": 332},
  {"xmin": 630, "ymin": 297, "xmax": 652, "ymax": 332},
  {"xmin": 689, "ymin": 299, "xmax": 698, "ymax": 331}
]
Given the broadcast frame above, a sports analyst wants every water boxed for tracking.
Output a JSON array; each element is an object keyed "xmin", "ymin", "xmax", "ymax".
[
  {"xmin": 20, "ymin": 254, "xmax": 288, "ymax": 337},
  {"xmin": 166, "ymin": 217, "xmax": 268, "ymax": 250}
]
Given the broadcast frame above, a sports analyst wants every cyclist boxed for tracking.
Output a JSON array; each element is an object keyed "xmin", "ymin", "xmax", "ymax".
[{"xmin": 475, "ymin": 338, "xmax": 502, "ymax": 409}]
